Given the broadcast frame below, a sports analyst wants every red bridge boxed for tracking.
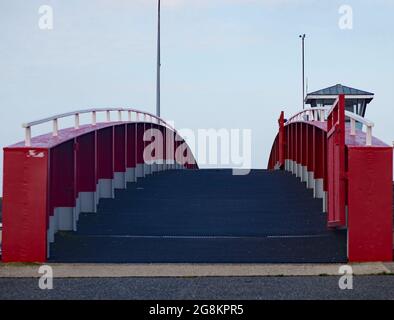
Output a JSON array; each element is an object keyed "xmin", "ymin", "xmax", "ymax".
[{"xmin": 1, "ymin": 95, "xmax": 392, "ymax": 263}]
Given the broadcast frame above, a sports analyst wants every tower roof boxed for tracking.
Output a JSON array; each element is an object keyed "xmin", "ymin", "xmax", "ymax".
[
  {"xmin": 307, "ymin": 84, "xmax": 374, "ymax": 96},
  {"xmin": 305, "ymin": 84, "xmax": 374, "ymax": 105}
]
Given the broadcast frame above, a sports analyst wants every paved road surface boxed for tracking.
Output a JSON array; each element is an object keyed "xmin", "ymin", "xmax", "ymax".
[{"xmin": 1, "ymin": 276, "xmax": 394, "ymax": 300}]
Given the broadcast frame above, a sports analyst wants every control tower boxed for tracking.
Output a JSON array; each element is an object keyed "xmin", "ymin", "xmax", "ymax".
[{"xmin": 305, "ymin": 84, "xmax": 374, "ymax": 117}]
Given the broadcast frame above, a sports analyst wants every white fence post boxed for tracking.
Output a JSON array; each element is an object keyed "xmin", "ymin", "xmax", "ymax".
[
  {"xmin": 25, "ymin": 127, "xmax": 32, "ymax": 147},
  {"xmin": 350, "ymin": 118, "xmax": 356, "ymax": 136},
  {"xmin": 53, "ymin": 119, "xmax": 58, "ymax": 136},
  {"xmin": 92, "ymin": 111, "xmax": 97, "ymax": 126},
  {"xmin": 366, "ymin": 126, "xmax": 372, "ymax": 146},
  {"xmin": 75, "ymin": 114, "xmax": 80, "ymax": 129}
]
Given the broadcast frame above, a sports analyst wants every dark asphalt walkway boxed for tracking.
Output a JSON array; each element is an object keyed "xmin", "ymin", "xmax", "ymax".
[{"xmin": 50, "ymin": 170, "xmax": 347, "ymax": 263}]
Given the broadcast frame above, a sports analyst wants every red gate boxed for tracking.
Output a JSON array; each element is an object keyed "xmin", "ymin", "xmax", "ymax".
[{"xmin": 326, "ymin": 94, "xmax": 346, "ymax": 228}]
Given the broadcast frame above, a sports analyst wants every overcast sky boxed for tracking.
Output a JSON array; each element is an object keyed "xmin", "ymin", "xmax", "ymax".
[{"xmin": 1, "ymin": 0, "xmax": 394, "ymax": 194}]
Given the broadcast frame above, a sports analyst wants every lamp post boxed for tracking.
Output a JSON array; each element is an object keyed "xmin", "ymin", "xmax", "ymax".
[
  {"xmin": 299, "ymin": 34, "xmax": 306, "ymax": 110},
  {"xmin": 156, "ymin": 0, "xmax": 161, "ymax": 117}
]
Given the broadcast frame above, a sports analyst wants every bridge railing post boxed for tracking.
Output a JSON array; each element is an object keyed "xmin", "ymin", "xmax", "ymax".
[
  {"xmin": 75, "ymin": 113, "xmax": 80, "ymax": 129},
  {"xmin": 25, "ymin": 127, "xmax": 32, "ymax": 147},
  {"xmin": 92, "ymin": 111, "xmax": 97, "ymax": 126},
  {"xmin": 53, "ymin": 119, "xmax": 59, "ymax": 136},
  {"xmin": 278, "ymin": 111, "xmax": 285, "ymax": 169}
]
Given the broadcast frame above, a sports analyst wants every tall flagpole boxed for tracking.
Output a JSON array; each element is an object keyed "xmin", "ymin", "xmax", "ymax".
[
  {"xmin": 299, "ymin": 34, "xmax": 306, "ymax": 110},
  {"xmin": 156, "ymin": 0, "xmax": 161, "ymax": 117}
]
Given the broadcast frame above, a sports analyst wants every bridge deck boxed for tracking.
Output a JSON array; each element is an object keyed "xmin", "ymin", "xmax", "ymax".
[{"xmin": 50, "ymin": 170, "xmax": 347, "ymax": 263}]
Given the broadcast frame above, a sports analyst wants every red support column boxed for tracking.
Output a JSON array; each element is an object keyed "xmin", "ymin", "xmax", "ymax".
[
  {"xmin": 296, "ymin": 123, "xmax": 301, "ymax": 177},
  {"xmin": 347, "ymin": 147, "xmax": 393, "ymax": 262},
  {"xmin": 301, "ymin": 123, "xmax": 304, "ymax": 166},
  {"xmin": 273, "ymin": 138, "xmax": 277, "ymax": 167},
  {"xmin": 97, "ymin": 127, "xmax": 114, "ymax": 199},
  {"xmin": 322, "ymin": 131, "xmax": 328, "ymax": 212},
  {"xmin": 114, "ymin": 124, "xmax": 127, "ymax": 189},
  {"xmin": 307, "ymin": 125, "xmax": 314, "ymax": 188},
  {"xmin": 150, "ymin": 123, "xmax": 159, "ymax": 173},
  {"xmin": 296, "ymin": 124, "xmax": 298, "ymax": 164},
  {"xmin": 277, "ymin": 111, "xmax": 285, "ymax": 168},
  {"xmin": 173, "ymin": 130, "xmax": 180, "ymax": 169},
  {"xmin": 2, "ymin": 148, "xmax": 49, "ymax": 262},
  {"xmin": 162, "ymin": 125, "xmax": 169, "ymax": 169},
  {"xmin": 313, "ymin": 128, "xmax": 325, "ymax": 201},
  {"xmin": 290, "ymin": 123, "xmax": 296, "ymax": 173},
  {"xmin": 283, "ymin": 121, "xmax": 287, "ymax": 166},
  {"xmin": 295, "ymin": 123, "xmax": 298, "ymax": 170},
  {"xmin": 49, "ymin": 141, "xmax": 76, "ymax": 232},
  {"xmin": 136, "ymin": 123, "xmax": 145, "ymax": 177},
  {"xmin": 143, "ymin": 123, "xmax": 153, "ymax": 175},
  {"xmin": 168, "ymin": 128, "xmax": 176, "ymax": 169},
  {"xmin": 126, "ymin": 123, "xmax": 137, "ymax": 182},
  {"xmin": 76, "ymin": 132, "xmax": 96, "ymax": 214},
  {"xmin": 285, "ymin": 125, "xmax": 290, "ymax": 171},
  {"xmin": 290, "ymin": 124, "xmax": 294, "ymax": 172},
  {"xmin": 301, "ymin": 123, "xmax": 308, "ymax": 182}
]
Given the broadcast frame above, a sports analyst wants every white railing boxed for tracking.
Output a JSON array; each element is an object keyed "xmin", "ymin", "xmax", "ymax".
[
  {"xmin": 345, "ymin": 111, "xmax": 374, "ymax": 146},
  {"xmin": 285, "ymin": 106, "xmax": 375, "ymax": 146},
  {"xmin": 285, "ymin": 107, "xmax": 329, "ymax": 125},
  {"xmin": 22, "ymin": 108, "xmax": 174, "ymax": 147}
]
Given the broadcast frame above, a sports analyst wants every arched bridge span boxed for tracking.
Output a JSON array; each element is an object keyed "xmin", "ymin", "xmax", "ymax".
[
  {"xmin": 268, "ymin": 94, "xmax": 393, "ymax": 262},
  {"xmin": 2, "ymin": 108, "xmax": 197, "ymax": 262}
]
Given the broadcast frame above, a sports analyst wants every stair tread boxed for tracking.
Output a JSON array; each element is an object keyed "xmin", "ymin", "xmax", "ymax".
[{"xmin": 50, "ymin": 169, "xmax": 348, "ymax": 263}]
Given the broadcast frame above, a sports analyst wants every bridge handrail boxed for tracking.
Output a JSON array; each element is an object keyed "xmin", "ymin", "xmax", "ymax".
[
  {"xmin": 285, "ymin": 107, "xmax": 329, "ymax": 124},
  {"xmin": 285, "ymin": 105, "xmax": 375, "ymax": 146},
  {"xmin": 22, "ymin": 108, "xmax": 176, "ymax": 147}
]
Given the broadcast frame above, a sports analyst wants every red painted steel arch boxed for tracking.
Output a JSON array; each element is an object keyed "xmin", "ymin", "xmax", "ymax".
[
  {"xmin": 2, "ymin": 116, "xmax": 198, "ymax": 263},
  {"xmin": 268, "ymin": 95, "xmax": 393, "ymax": 262}
]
